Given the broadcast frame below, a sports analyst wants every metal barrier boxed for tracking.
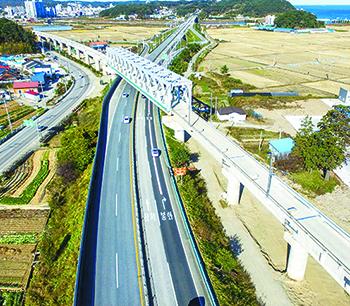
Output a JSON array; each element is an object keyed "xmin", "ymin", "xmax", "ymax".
[
  {"xmin": 73, "ymin": 77, "xmax": 122, "ymax": 306},
  {"xmin": 157, "ymin": 109, "xmax": 219, "ymax": 306}
]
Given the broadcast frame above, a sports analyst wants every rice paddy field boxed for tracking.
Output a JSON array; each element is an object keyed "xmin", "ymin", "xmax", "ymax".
[{"xmin": 199, "ymin": 25, "xmax": 350, "ymax": 96}]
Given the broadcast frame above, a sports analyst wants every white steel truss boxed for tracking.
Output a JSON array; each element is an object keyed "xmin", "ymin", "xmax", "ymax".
[{"xmin": 107, "ymin": 47, "xmax": 192, "ymax": 113}]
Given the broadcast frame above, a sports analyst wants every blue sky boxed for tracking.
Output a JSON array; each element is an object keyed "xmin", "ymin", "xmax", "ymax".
[{"xmin": 289, "ymin": 0, "xmax": 350, "ymax": 4}]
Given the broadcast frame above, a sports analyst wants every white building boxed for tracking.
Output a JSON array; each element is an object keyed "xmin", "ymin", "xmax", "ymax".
[
  {"xmin": 216, "ymin": 106, "xmax": 246, "ymax": 122},
  {"xmin": 339, "ymin": 87, "xmax": 350, "ymax": 105},
  {"xmin": 265, "ymin": 15, "xmax": 276, "ymax": 26}
]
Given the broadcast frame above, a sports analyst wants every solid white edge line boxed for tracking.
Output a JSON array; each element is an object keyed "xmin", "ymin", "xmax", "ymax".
[
  {"xmin": 116, "ymin": 253, "xmax": 119, "ymax": 288},
  {"xmin": 118, "ymin": 132, "xmax": 121, "ymax": 142},
  {"xmin": 116, "ymin": 157, "xmax": 119, "ymax": 171},
  {"xmin": 167, "ymin": 262, "xmax": 178, "ymax": 306},
  {"xmin": 115, "ymin": 194, "xmax": 118, "ymax": 216}
]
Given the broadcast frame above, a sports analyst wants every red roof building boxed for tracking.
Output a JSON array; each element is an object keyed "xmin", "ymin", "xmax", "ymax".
[
  {"xmin": 13, "ymin": 81, "xmax": 39, "ymax": 95},
  {"xmin": 89, "ymin": 41, "xmax": 109, "ymax": 50}
]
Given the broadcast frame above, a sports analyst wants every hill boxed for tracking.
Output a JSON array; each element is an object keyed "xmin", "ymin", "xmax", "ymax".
[
  {"xmin": 274, "ymin": 10, "xmax": 324, "ymax": 28},
  {"xmin": 100, "ymin": 0, "xmax": 295, "ymax": 19},
  {"xmin": 0, "ymin": 18, "xmax": 37, "ymax": 54}
]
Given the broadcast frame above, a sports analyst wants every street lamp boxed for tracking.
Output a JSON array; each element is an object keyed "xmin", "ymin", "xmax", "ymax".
[{"xmin": 266, "ymin": 151, "xmax": 274, "ymax": 197}]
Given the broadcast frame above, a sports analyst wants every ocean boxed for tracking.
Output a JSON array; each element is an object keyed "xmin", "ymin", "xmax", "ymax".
[{"xmin": 295, "ymin": 5, "xmax": 350, "ymax": 20}]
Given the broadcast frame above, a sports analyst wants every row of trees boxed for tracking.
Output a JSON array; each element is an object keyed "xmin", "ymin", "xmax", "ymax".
[
  {"xmin": 293, "ymin": 106, "xmax": 350, "ymax": 181},
  {"xmin": 0, "ymin": 18, "xmax": 37, "ymax": 54},
  {"xmin": 99, "ymin": 0, "xmax": 295, "ymax": 19}
]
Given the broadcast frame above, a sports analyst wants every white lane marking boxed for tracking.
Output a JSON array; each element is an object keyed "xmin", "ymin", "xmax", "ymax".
[
  {"xmin": 125, "ymin": 100, "xmax": 127, "ymax": 106},
  {"xmin": 148, "ymin": 114, "xmax": 163, "ymax": 195},
  {"xmin": 146, "ymin": 199, "xmax": 150, "ymax": 211},
  {"xmin": 118, "ymin": 132, "xmax": 121, "ymax": 142},
  {"xmin": 115, "ymin": 194, "xmax": 118, "ymax": 216},
  {"xmin": 167, "ymin": 262, "xmax": 178, "ymax": 305},
  {"xmin": 162, "ymin": 197, "xmax": 167, "ymax": 210},
  {"xmin": 116, "ymin": 253, "xmax": 119, "ymax": 288},
  {"xmin": 116, "ymin": 158, "xmax": 119, "ymax": 171}
]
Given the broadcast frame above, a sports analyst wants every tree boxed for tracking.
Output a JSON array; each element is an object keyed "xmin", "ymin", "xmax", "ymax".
[
  {"xmin": 292, "ymin": 116, "xmax": 316, "ymax": 172},
  {"xmin": 57, "ymin": 127, "xmax": 95, "ymax": 173},
  {"xmin": 274, "ymin": 10, "xmax": 324, "ymax": 29},
  {"xmin": 293, "ymin": 114, "xmax": 346, "ymax": 180},
  {"xmin": 317, "ymin": 105, "xmax": 350, "ymax": 147},
  {"xmin": 220, "ymin": 64, "xmax": 229, "ymax": 75}
]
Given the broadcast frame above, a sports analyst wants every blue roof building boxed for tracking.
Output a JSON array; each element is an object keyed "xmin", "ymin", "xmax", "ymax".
[
  {"xmin": 31, "ymin": 72, "xmax": 47, "ymax": 85},
  {"xmin": 269, "ymin": 138, "xmax": 295, "ymax": 159}
]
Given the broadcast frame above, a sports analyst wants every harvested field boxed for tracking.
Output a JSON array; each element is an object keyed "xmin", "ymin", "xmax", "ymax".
[
  {"xmin": 0, "ymin": 209, "xmax": 49, "ymax": 235},
  {"xmin": 0, "ymin": 244, "xmax": 36, "ymax": 289},
  {"xmin": 200, "ymin": 25, "xmax": 350, "ymax": 96},
  {"xmin": 48, "ymin": 25, "xmax": 167, "ymax": 43}
]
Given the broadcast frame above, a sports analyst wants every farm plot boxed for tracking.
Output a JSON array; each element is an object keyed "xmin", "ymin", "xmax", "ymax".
[
  {"xmin": 0, "ymin": 244, "xmax": 36, "ymax": 289},
  {"xmin": 48, "ymin": 25, "xmax": 167, "ymax": 43},
  {"xmin": 200, "ymin": 25, "xmax": 350, "ymax": 95}
]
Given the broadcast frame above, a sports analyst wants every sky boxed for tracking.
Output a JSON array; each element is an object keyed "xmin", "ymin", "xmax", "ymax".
[{"xmin": 289, "ymin": 0, "xmax": 350, "ymax": 4}]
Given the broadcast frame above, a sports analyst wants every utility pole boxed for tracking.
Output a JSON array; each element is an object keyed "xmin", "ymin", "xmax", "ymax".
[
  {"xmin": 3, "ymin": 99, "xmax": 13, "ymax": 132},
  {"xmin": 267, "ymin": 151, "xmax": 274, "ymax": 197},
  {"xmin": 215, "ymin": 96, "xmax": 217, "ymax": 118},
  {"xmin": 210, "ymin": 92, "xmax": 213, "ymax": 123}
]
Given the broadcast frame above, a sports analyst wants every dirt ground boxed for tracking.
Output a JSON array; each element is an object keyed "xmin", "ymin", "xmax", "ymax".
[
  {"xmin": 48, "ymin": 25, "xmax": 167, "ymax": 43},
  {"xmin": 1, "ymin": 149, "xmax": 56, "ymax": 209},
  {"xmin": 186, "ymin": 136, "xmax": 350, "ymax": 306},
  {"xmin": 199, "ymin": 25, "xmax": 350, "ymax": 96}
]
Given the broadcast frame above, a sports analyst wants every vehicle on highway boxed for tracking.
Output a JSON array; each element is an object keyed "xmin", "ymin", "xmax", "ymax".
[
  {"xmin": 37, "ymin": 125, "xmax": 46, "ymax": 132},
  {"xmin": 53, "ymin": 56, "xmax": 58, "ymax": 60},
  {"xmin": 141, "ymin": 94, "xmax": 146, "ymax": 99},
  {"xmin": 79, "ymin": 74, "xmax": 83, "ymax": 78},
  {"xmin": 122, "ymin": 93, "xmax": 129, "ymax": 98},
  {"xmin": 151, "ymin": 148, "xmax": 160, "ymax": 157},
  {"xmin": 123, "ymin": 116, "xmax": 131, "ymax": 124}
]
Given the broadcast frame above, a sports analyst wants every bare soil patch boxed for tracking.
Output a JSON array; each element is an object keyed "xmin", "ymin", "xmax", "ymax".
[
  {"xmin": 0, "ymin": 244, "xmax": 36, "ymax": 289},
  {"xmin": 200, "ymin": 26, "xmax": 350, "ymax": 96}
]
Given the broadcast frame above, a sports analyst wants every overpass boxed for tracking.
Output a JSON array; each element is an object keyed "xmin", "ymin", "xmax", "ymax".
[{"xmin": 36, "ymin": 15, "xmax": 350, "ymax": 299}]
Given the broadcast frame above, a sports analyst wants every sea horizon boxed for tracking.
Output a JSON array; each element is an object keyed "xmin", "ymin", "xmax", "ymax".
[{"xmin": 295, "ymin": 5, "xmax": 350, "ymax": 20}]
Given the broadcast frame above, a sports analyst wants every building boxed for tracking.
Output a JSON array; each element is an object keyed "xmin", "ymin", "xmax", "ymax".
[
  {"xmin": 25, "ymin": 0, "xmax": 55, "ymax": 19},
  {"xmin": 268, "ymin": 138, "xmax": 295, "ymax": 160},
  {"xmin": 89, "ymin": 41, "xmax": 109, "ymax": 50},
  {"xmin": 34, "ymin": 65, "xmax": 54, "ymax": 78},
  {"xmin": 265, "ymin": 15, "xmax": 276, "ymax": 26},
  {"xmin": 13, "ymin": 81, "xmax": 39, "ymax": 96},
  {"xmin": 216, "ymin": 106, "xmax": 247, "ymax": 122},
  {"xmin": 31, "ymin": 72, "xmax": 47, "ymax": 86},
  {"xmin": 338, "ymin": 88, "xmax": 350, "ymax": 105},
  {"xmin": 24, "ymin": 90, "xmax": 41, "ymax": 101}
]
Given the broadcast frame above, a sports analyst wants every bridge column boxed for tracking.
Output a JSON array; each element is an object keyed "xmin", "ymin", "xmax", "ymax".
[
  {"xmin": 54, "ymin": 40, "xmax": 57, "ymax": 48},
  {"xmin": 222, "ymin": 167, "xmax": 241, "ymax": 205},
  {"xmin": 85, "ymin": 53, "xmax": 90, "ymax": 65},
  {"xmin": 76, "ymin": 49, "xmax": 80, "ymax": 60},
  {"xmin": 68, "ymin": 45, "xmax": 72, "ymax": 56},
  {"xmin": 60, "ymin": 42, "xmax": 63, "ymax": 51},
  {"xmin": 284, "ymin": 232, "xmax": 309, "ymax": 281},
  {"xmin": 95, "ymin": 59, "xmax": 100, "ymax": 72}
]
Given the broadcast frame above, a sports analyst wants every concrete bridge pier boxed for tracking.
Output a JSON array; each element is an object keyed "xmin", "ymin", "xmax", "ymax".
[
  {"xmin": 76, "ymin": 49, "xmax": 80, "ymax": 60},
  {"xmin": 85, "ymin": 53, "xmax": 90, "ymax": 65},
  {"xmin": 284, "ymin": 231, "xmax": 309, "ymax": 281},
  {"xmin": 95, "ymin": 59, "xmax": 100, "ymax": 72},
  {"xmin": 222, "ymin": 167, "xmax": 241, "ymax": 205},
  {"xmin": 68, "ymin": 45, "xmax": 72, "ymax": 56},
  {"xmin": 161, "ymin": 115, "xmax": 185, "ymax": 142},
  {"xmin": 54, "ymin": 40, "xmax": 57, "ymax": 48},
  {"xmin": 60, "ymin": 42, "xmax": 63, "ymax": 51}
]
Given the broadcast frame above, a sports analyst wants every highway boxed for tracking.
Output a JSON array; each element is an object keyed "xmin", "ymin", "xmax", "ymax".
[
  {"xmin": 84, "ymin": 14, "xmax": 214, "ymax": 305},
  {"xmin": 0, "ymin": 55, "xmax": 93, "ymax": 176}
]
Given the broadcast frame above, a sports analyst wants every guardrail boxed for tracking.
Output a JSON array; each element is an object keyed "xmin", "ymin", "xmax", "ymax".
[
  {"xmin": 73, "ymin": 76, "xmax": 122, "ymax": 306},
  {"xmin": 157, "ymin": 110, "xmax": 219, "ymax": 306},
  {"xmin": 173, "ymin": 108, "xmax": 350, "ymax": 293}
]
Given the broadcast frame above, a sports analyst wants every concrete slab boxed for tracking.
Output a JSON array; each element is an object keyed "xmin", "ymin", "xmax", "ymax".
[{"xmin": 283, "ymin": 115, "xmax": 323, "ymax": 132}]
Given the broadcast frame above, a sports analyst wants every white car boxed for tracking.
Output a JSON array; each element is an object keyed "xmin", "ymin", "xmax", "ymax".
[
  {"xmin": 123, "ymin": 116, "xmax": 131, "ymax": 124},
  {"xmin": 122, "ymin": 93, "xmax": 129, "ymax": 98},
  {"xmin": 151, "ymin": 148, "xmax": 160, "ymax": 157}
]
